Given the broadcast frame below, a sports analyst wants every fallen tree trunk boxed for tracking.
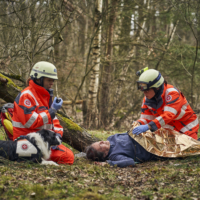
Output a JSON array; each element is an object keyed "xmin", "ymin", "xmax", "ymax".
[
  {"xmin": 57, "ymin": 113, "xmax": 99, "ymax": 151},
  {"xmin": 0, "ymin": 73, "xmax": 100, "ymax": 152}
]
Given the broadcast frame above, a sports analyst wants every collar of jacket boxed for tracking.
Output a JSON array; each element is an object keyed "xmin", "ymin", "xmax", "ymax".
[
  {"xmin": 107, "ymin": 143, "xmax": 112, "ymax": 158},
  {"xmin": 144, "ymin": 84, "xmax": 165, "ymax": 109},
  {"xmin": 29, "ymin": 80, "xmax": 53, "ymax": 97}
]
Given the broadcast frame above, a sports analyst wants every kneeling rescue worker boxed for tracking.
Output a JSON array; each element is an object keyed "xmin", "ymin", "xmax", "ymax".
[
  {"xmin": 12, "ymin": 61, "xmax": 74, "ymax": 164},
  {"xmin": 132, "ymin": 68, "xmax": 199, "ymax": 140}
]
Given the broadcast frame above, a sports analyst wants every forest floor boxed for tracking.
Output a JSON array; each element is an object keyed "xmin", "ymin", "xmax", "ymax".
[{"xmin": 0, "ymin": 129, "xmax": 200, "ymax": 200}]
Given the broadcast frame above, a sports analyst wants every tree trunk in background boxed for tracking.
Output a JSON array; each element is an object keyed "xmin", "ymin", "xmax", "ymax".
[
  {"xmin": 147, "ymin": 0, "xmax": 156, "ymax": 36},
  {"xmin": 21, "ymin": 1, "xmax": 33, "ymax": 82},
  {"xmin": 108, "ymin": 63, "xmax": 130, "ymax": 125},
  {"xmin": 194, "ymin": 28, "xmax": 200, "ymax": 108},
  {"xmin": 114, "ymin": 98, "xmax": 142, "ymax": 129},
  {"xmin": 0, "ymin": 74, "xmax": 100, "ymax": 152},
  {"xmin": 82, "ymin": 16, "xmax": 89, "ymax": 127},
  {"xmin": 100, "ymin": 0, "xmax": 117, "ymax": 128},
  {"xmin": 86, "ymin": 0, "xmax": 103, "ymax": 128},
  {"xmin": 137, "ymin": 0, "xmax": 149, "ymax": 40},
  {"xmin": 128, "ymin": 0, "xmax": 147, "ymax": 70},
  {"xmin": 155, "ymin": 20, "xmax": 179, "ymax": 70},
  {"xmin": 189, "ymin": 26, "xmax": 199, "ymax": 108}
]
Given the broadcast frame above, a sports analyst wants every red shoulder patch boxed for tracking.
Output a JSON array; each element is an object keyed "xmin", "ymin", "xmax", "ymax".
[
  {"xmin": 166, "ymin": 95, "xmax": 172, "ymax": 102},
  {"xmin": 24, "ymin": 99, "xmax": 31, "ymax": 107}
]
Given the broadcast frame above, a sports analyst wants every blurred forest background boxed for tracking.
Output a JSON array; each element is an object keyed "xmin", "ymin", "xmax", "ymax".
[{"xmin": 0, "ymin": 0, "xmax": 200, "ymax": 131}]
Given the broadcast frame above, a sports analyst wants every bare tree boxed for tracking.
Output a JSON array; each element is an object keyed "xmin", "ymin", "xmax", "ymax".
[
  {"xmin": 86, "ymin": 0, "xmax": 103, "ymax": 128},
  {"xmin": 99, "ymin": 0, "xmax": 117, "ymax": 128}
]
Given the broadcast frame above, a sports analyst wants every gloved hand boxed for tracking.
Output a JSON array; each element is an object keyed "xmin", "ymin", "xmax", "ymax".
[
  {"xmin": 132, "ymin": 124, "xmax": 149, "ymax": 135},
  {"xmin": 51, "ymin": 146, "xmax": 58, "ymax": 150},
  {"xmin": 51, "ymin": 97, "xmax": 63, "ymax": 111}
]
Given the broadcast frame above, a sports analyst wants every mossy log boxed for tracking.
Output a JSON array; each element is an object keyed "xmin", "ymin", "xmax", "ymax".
[
  {"xmin": 0, "ymin": 71, "xmax": 25, "ymax": 83},
  {"xmin": 0, "ymin": 74, "xmax": 22, "ymax": 103},
  {"xmin": 0, "ymin": 73, "xmax": 100, "ymax": 152}
]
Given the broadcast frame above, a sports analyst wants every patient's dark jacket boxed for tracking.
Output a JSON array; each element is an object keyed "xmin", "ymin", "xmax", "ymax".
[{"xmin": 106, "ymin": 133, "xmax": 165, "ymax": 168}]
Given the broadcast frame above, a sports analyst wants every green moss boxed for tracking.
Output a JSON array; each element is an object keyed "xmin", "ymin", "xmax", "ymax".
[
  {"xmin": 88, "ymin": 130, "xmax": 118, "ymax": 141},
  {"xmin": 0, "ymin": 73, "xmax": 22, "ymax": 91},
  {"xmin": 76, "ymin": 108, "xmax": 82, "ymax": 113},
  {"xmin": 57, "ymin": 114, "xmax": 82, "ymax": 131},
  {"xmin": 10, "ymin": 74, "xmax": 21, "ymax": 80}
]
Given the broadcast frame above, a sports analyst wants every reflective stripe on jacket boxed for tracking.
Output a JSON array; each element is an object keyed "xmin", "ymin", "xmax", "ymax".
[
  {"xmin": 12, "ymin": 80, "xmax": 63, "ymax": 140},
  {"xmin": 137, "ymin": 84, "xmax": 199, "ymax": 139}
]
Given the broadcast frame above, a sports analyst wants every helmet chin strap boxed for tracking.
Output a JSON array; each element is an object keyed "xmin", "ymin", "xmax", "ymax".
[
  {"xmin": 153, "ymin": 83, "xmax": 164, "ymax": 98},
  {"xmin": 153, "ymin": 87, "xmax": 159, "ymax": 95},
  {"xmin": 40, "ymin": 77, "xmax": 44, "ymax": 87}
]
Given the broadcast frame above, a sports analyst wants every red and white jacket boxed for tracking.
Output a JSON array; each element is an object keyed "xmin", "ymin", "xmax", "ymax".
[
  {"xmin": 12, "ymin": 80, "xmax": 63, "ymax": 140},
  {"xmin": 137, "ymin": 84, "xmax": 199, "ymax": 139}
]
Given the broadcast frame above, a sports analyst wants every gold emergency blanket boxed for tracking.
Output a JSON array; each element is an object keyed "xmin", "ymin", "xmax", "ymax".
[{"xmin": 128, "ymin": 122, "xmax": 200, "ymax": 158}]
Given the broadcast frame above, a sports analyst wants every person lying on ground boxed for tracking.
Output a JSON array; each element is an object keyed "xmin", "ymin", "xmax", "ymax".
[
  {"xmin": 86, "ymin": 132, "xmax": 168, "ymax": 168},
  {"xmin": 133, "ymin": 68, "xmax": 199, "ymax": 140},
  {"xmin": 12, "ymin": 61, "xmax": 74, "ymax": 165}
]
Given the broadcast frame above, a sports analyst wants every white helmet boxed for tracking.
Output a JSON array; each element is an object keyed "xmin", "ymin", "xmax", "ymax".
[
  {"xmin": 137, "ymin": 69, "xmax": 164, "ymax": 91},
  {"xmin": 30, "ymin": 61, "xmax": 58, "ymax": 80}
]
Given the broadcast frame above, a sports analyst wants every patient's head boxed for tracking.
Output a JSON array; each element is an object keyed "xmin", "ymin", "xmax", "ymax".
[{"xmin": 86, "ymin": 141, "xmax": 110, "ymax": 162}]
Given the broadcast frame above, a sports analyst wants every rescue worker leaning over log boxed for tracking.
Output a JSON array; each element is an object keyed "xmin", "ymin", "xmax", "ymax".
[
  {"xmin": 12, "ymin": 61, "xmax": 74, "ymax": 164},
  {"xmin": 132, "ymin": 68, "xmax": 199, "ymax": 140}
]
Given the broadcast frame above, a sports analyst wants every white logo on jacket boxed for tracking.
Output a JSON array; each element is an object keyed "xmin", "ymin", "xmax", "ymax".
[
  {"xmin": 24, "ymin": 99, "xmax": 31, "ymax": 107},
  {"xmin": 166, "ymin": 95, "xmax": 172, "ymax": 102}
]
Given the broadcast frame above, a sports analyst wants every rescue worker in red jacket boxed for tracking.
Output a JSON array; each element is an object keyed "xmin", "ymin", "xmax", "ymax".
[
  {"xmin": 132, "ymin": 69, "xmax": 199, "ymax": 140},
  {"xmin": 12, "ymin": 61, "xmax": 74, "ymax": 164}
]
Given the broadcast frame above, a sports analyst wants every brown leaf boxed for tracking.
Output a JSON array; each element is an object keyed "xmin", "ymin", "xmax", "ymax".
[{"xmin": 98, "ymin": 189, "xmax": 104, "ymax": 194}]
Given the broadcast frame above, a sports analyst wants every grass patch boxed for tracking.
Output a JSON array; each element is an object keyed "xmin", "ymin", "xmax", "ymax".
[
  {"xmin": 87, "ymin": 129, "xmax": 120, "ymax": 141},
  {"xmin": 0, "ymin": 129, "xmax": 200, "ymax": 199}
]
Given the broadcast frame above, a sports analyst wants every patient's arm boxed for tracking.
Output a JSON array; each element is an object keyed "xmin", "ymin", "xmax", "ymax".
[
  {"xmin": 94, "ymin": 162, "xmax": 108, "ymax": 166},
  {"xmin": 106, "ymin": 154, "xmax": 135, "ymax": 168}
]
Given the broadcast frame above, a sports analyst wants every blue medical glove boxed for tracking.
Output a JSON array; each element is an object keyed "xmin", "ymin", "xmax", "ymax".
[
  {"xmin": 132, "ymin": 124, "xmax": 149, "ymax": 135},
  {"xmin": 51, "ymin": 97, "xmax": 63, "ymax": 111}
]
